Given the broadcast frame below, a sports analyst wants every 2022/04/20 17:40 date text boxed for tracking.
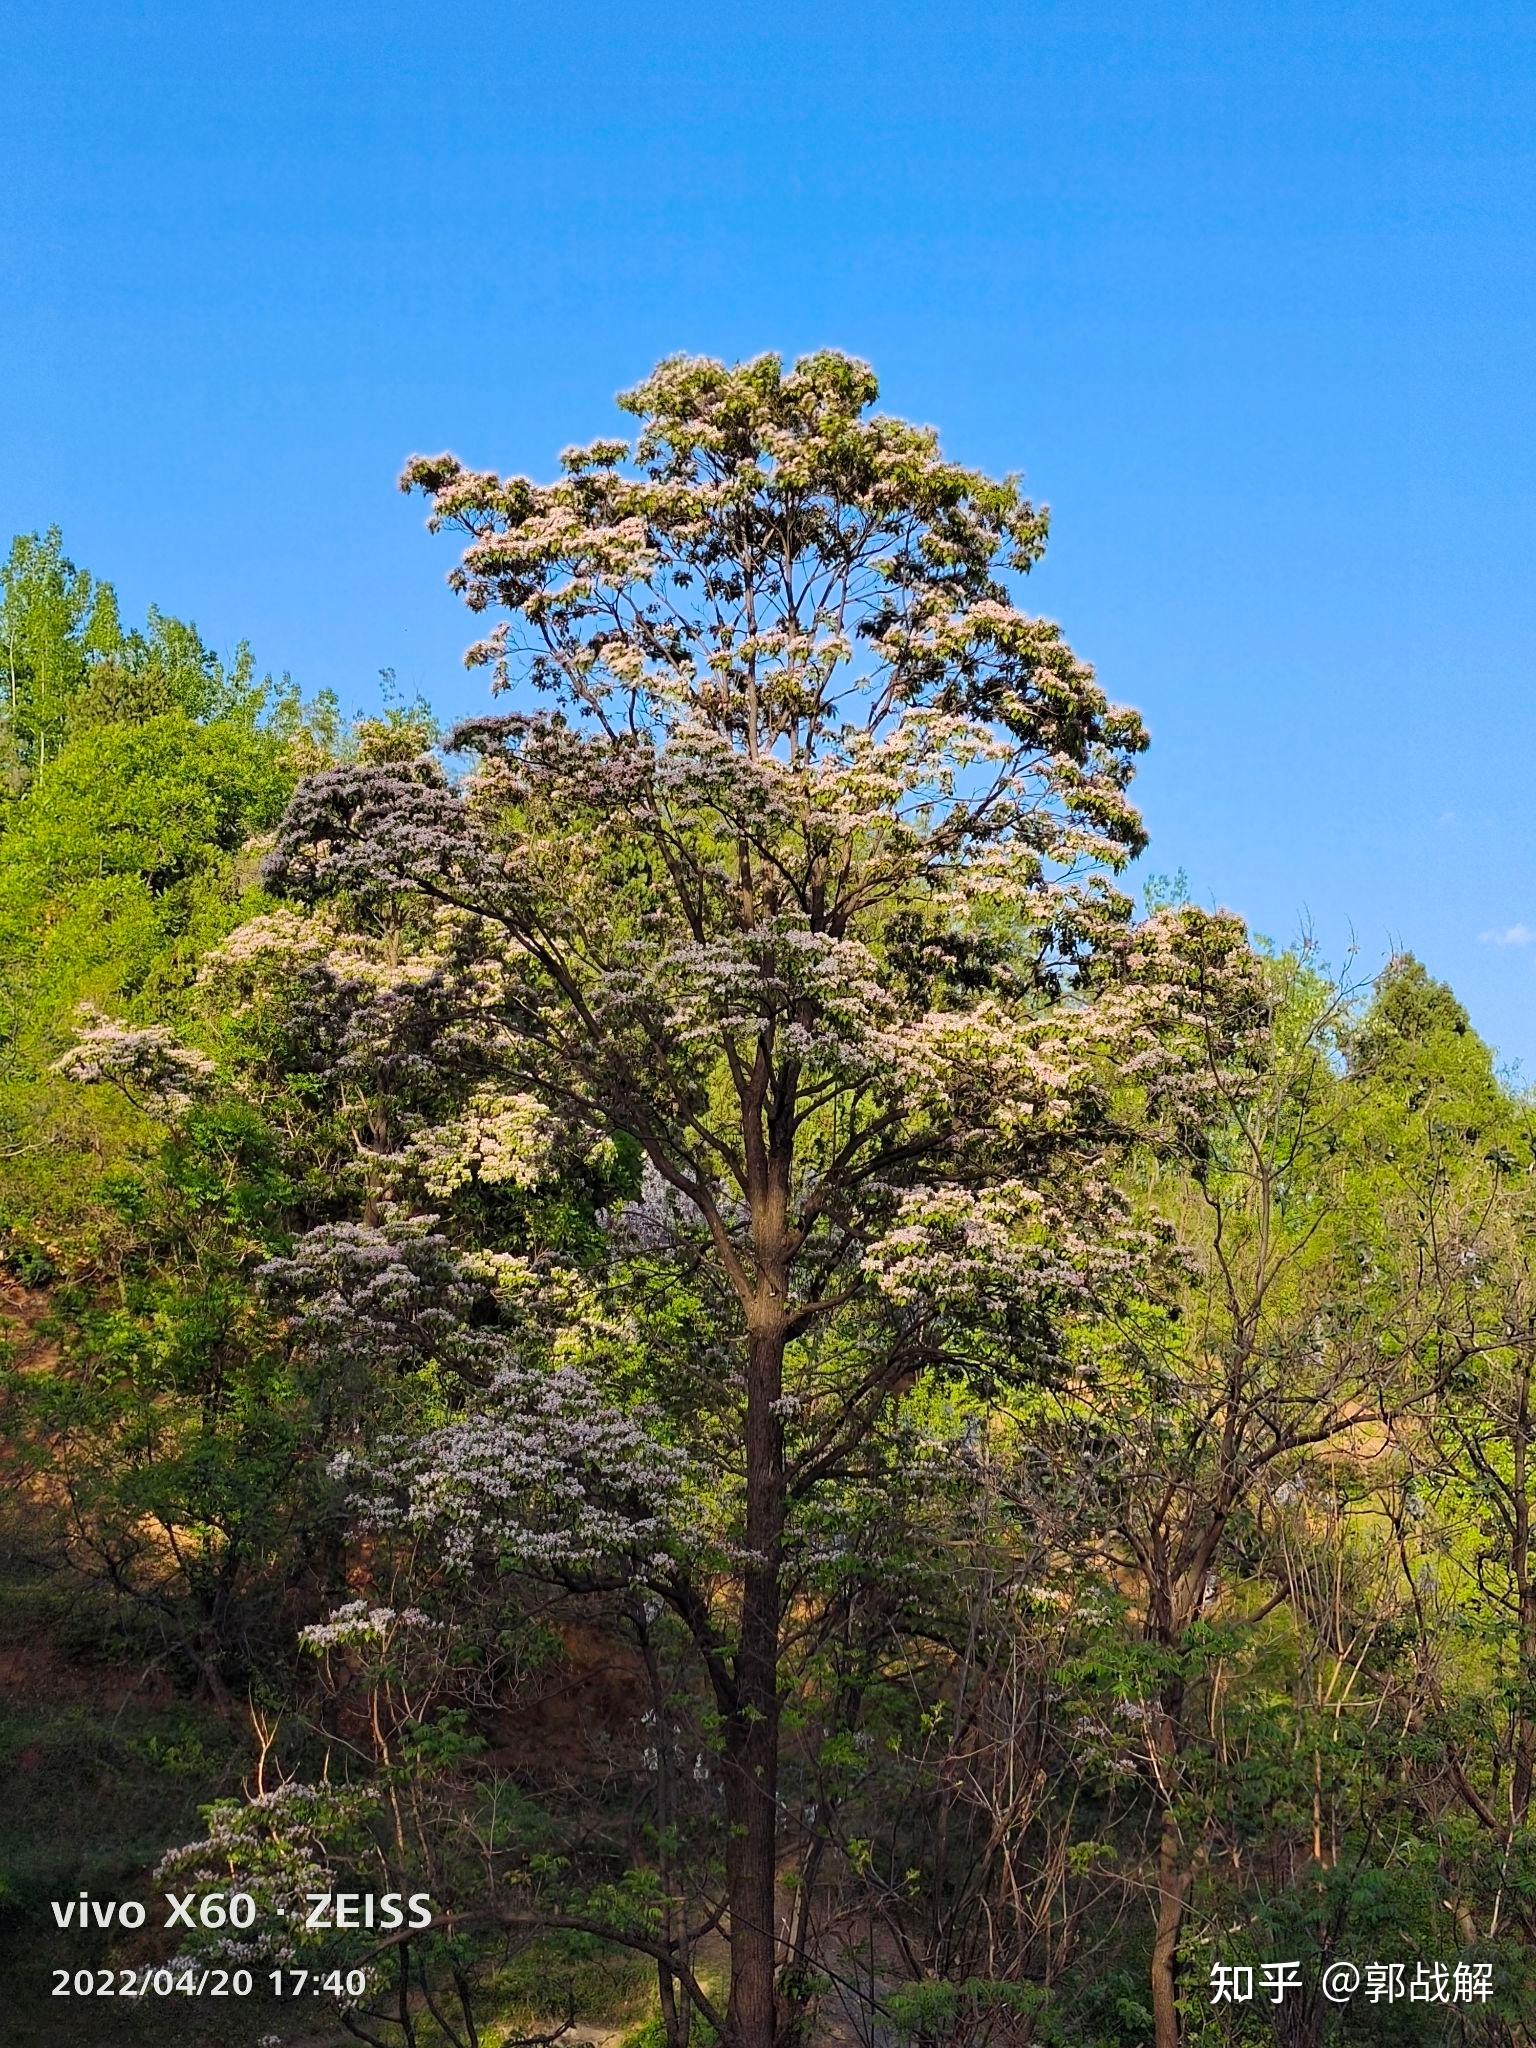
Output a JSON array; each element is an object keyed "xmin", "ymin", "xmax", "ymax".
[{"xmin": 53, "ymin": 1966, "xmax": 373, "ymax": 1999}]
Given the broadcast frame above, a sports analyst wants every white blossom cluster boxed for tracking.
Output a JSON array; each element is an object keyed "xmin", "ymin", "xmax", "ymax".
[
  {"xmin": 338, "ymin": 1359, "xmax": 688, "ymax": 1576},
  {"xmin": 607, "ymin": 1158, "xmax": 697, "ymax": 1255},
  {"xmin": 257, "ymin": 1217, "xmax": 483, "ymax": 1374},
  {"xmin": 404, "ymin": 1084, "xmax": 559, "ymax": 1196},
  {"xmin": 52, "ymin": 1006, "xmax": 216, "ymax": 1114},
  {"xmin": 156, "ymin": 1782, "xmax": 379, "ymax": 1966},
  {"xmin": 297, "ymin": 1599, "xmax": 443, "ymax": 1652}
]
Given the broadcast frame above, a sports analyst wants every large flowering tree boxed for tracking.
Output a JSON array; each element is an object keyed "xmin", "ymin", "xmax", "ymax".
[{"xmin": 260, "ymin": 352, "xmax": 1258, "ymax": 2047}]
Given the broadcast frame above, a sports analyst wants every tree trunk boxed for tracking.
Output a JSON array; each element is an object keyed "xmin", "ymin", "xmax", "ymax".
[
  {"xmin": 725, "ymin": 1320, "xmax": 787, "ymax": 2048},
  {"xmin": 1511, "ymin": 1352, "xmax": 1535, "ymax": 1823},
  {"xmin": 1150, "ymin": 1804, "xmax": 1192, "ymax": 2048}
]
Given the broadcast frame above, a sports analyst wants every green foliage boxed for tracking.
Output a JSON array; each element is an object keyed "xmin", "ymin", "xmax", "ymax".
[
  {"xmin": 0, "ymin": 527, "xmax": 276, "ymax": 777},
  {"xmin": 489, "ymin": 1933, "xmax": 655, "ymax": 2033}
]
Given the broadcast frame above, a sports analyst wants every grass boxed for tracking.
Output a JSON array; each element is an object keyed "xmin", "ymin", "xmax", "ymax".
[{"xmin": 481, "ymin": 1931, "xmax": 657, "ymax": 2042}]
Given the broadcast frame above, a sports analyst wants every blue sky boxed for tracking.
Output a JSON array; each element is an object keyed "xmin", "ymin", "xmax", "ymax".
[{"xmin": 4, "ymin": 2, "xmax": 1533, "ymax": 1067}]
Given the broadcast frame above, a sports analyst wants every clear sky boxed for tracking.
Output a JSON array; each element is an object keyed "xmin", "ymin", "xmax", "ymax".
[{"xmin": 4, "ymin": 3, "xmax": 1532, "ymax": 1068}]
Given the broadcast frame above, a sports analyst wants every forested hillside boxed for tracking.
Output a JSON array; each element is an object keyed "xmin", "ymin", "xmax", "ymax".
[{"xmin": 3, "ymin": 357, "xmax": 1534, "ymax": 2048}]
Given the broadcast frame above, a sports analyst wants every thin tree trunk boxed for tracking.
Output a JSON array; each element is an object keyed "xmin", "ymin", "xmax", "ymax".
[
  {"xmin": 1150, "ymin": 1805, "xmax": 1192, "ymax": 2048},
  {"xmin": 1511, "ymin": 1351, "xmax": 1535, "ymax": 1822},
  {"xmin": 725, "ymin": 1320, "xmax": 787, "ymax": 2048}
]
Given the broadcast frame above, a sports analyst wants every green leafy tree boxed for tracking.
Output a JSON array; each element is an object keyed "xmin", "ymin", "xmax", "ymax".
[{"xmin": 0, "ymin": 527, "xmax": 120, "ymax": 775}]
